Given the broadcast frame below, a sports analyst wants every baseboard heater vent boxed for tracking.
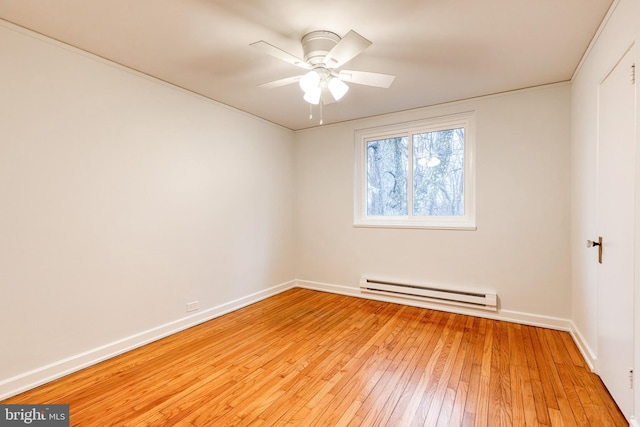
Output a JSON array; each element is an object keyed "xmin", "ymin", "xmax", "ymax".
[{"xmin": 360, "ymin": 277, "xmax": 497, "ymax": 312}]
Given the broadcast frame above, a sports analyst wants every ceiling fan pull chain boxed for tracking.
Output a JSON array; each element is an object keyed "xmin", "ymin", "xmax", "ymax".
[
  {"xmin": 309, "ymin": 103, "xmax": 313, "ymax": 119},
  {"xmin": 320, "ymin": 102, "xmax": 324, "ymax": 125}
]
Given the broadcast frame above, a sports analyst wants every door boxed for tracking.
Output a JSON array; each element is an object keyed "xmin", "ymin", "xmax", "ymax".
[{"xmin": 596, "ymin": 45, "xmax": 636, "ymax": 419}]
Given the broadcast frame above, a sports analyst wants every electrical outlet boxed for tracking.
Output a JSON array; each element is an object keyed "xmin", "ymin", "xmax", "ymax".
[{"xmin": 186, "ymin": 301, "xmax": 199, "ymax": 312}]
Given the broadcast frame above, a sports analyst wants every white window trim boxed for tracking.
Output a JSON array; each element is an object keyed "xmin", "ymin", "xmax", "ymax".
[{"xmin": 354, "ymin": 112, "xmax": 476, "ymax": 230}]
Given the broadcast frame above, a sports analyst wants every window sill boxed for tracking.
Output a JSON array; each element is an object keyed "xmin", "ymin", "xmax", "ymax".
[{"xmin": 353, "ymin": 218, "xmax": 477, "ymax": 231}]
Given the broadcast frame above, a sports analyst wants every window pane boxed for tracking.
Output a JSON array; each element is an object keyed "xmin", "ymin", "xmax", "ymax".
[
  {"xmin": 412, "ymin": 128, "xmax": 465, "ymax": 216},
  {"xmin": 366, "ymin": 137, "xmax": 408, "ymax": 216}
]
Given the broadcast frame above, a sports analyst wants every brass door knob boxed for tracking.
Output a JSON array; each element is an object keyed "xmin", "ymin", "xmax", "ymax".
[{"xmin": 586, "ymin": 237, "xmax": 603, "ymax": 264}]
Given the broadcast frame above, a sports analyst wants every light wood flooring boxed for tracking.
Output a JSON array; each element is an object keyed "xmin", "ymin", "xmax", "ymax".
[{"xmin": 2, "ymin": 288, "xmax": 627, "ymax": 426}]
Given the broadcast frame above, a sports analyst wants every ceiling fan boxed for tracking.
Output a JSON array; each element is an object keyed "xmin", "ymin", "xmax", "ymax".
[{"xmin": 250, "ymin": 30, "xmax": 396, "ymax": 105}]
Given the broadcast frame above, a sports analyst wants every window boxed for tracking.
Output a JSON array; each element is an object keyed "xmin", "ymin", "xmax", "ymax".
[{"xmin": 354, "ymin": 112, "xmax": 476, "ymax": 229}]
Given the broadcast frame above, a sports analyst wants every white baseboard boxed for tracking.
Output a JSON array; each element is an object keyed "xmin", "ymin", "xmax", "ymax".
[
  {"xmin": 0, "ymin": 279, "xmax": 601, "ymax": 404},
  {"xmin": 295, "ymin": 279, "xmax": 575, "ymax": 332},
  {"xmin": 0, "ymin": 280, "xmax": 296, "ymax": 401},
  {"xmin": 296, "ymin": 279, "xmax": 607, "ymax": 381},
  {"xmin": 567, "ymin": 321, "xmax": 598, "ymax": 372}
]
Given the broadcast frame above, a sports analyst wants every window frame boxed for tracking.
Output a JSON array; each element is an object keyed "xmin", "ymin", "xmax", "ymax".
[{"xmin": 354, "ymin": 112, "xmax": 476, "ymax": 230}]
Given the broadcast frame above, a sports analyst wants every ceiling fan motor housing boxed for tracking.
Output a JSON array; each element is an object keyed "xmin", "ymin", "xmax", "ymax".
[{"xmin": 301, "ymin": 31, "xmax": 340, "ymax": 66}]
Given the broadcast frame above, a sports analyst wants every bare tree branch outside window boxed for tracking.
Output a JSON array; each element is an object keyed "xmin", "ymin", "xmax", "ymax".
[
  {"xmin": 367, "ymin": 137, "xmax": 408, "ymax": 216},
  {"xmin": 366, "ymin": 129, "xmax": 464, "ymax": 217},
  {"xmin": 413, "ymin": 128, "xmax": 465, "ymax": 216}
]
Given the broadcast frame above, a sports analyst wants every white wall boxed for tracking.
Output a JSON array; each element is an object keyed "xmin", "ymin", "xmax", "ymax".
[
  {"xmin": 3, "ymin": 4, "xmax": 610, "ymax": 401},
  {"xmin": 570, "ymin": 0, "xmax": 639, "ymax": 413},
  {"xmin": 295, "ymin": 84, "xmax": 572, "ymax": 322},
  {"xmin": 0, "ymin": 22, "xmax": 295, "ymax": 397}
]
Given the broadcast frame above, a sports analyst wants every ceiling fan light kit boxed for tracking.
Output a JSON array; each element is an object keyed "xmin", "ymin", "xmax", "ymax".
[
  {"xmin": 299, "ymin": 68, "xmax": 349, "ymax": 104},
  {"xmin": 327, "ymin": 76, "xmax": 349, "ymax": 100},
  {"xmin": 251, "ymin": 29, "xmax": 395, "ymax": 123},
  {"xmin": 303, "ymin": 85, "xmax": 321, "ymax": 104},
  {"xmin": 299, "ymin": 70, "xmax": 321, "ymax": 92}
]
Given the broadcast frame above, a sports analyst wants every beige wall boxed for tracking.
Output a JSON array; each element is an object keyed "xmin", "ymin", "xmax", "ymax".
[
  {"xmin": 295, "ymin": 84, "xmax": 572, "ymax": 320},
  {"xmin": 0, "ymin": 22, "xmax": 295, "ymax": 396},
  {"xmin": 1, "ymin": 8, "xmax": 597, "ymax": 401}
]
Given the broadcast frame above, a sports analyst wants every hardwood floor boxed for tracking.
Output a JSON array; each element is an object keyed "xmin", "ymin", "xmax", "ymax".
[{"xmin": 2, "ymin": 288, "xmax": 627, "ymax": 426}]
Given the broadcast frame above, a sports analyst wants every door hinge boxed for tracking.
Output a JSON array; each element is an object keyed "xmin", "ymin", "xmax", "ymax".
[
  {"xmin": 632, "ymin": 64, "xmax": 636, "ymax": 85},
  {"xmin": 630, "ymin": 368, "xmax": 634, "ymax": 389}
]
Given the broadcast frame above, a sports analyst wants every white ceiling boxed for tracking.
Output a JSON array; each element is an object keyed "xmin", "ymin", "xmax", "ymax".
[{"xmin": 0, "ymin": 0, "xmax": 613, "ymax": 130}]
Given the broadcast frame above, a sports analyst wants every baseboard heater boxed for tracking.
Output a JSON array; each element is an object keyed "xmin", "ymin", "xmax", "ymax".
[{"xmin": 360, "ymin": 277, "xmax": 498, "ymax": 312}]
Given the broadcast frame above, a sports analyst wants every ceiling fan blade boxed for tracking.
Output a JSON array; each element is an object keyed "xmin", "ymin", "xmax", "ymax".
[
  {"xmin": 250, "ymin": 41, "xmax": 311, "ymax": 70},
  {"xmin": 258, "ymin": 75, "xmax": 303, "ymax": 89},
  {"xmin": 338, "ymin": 70, "xmax": 396, "ymax": 88},
  {"xmin": 323, "ymin": 30, "xmax": 372, "ymax": 69}
]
